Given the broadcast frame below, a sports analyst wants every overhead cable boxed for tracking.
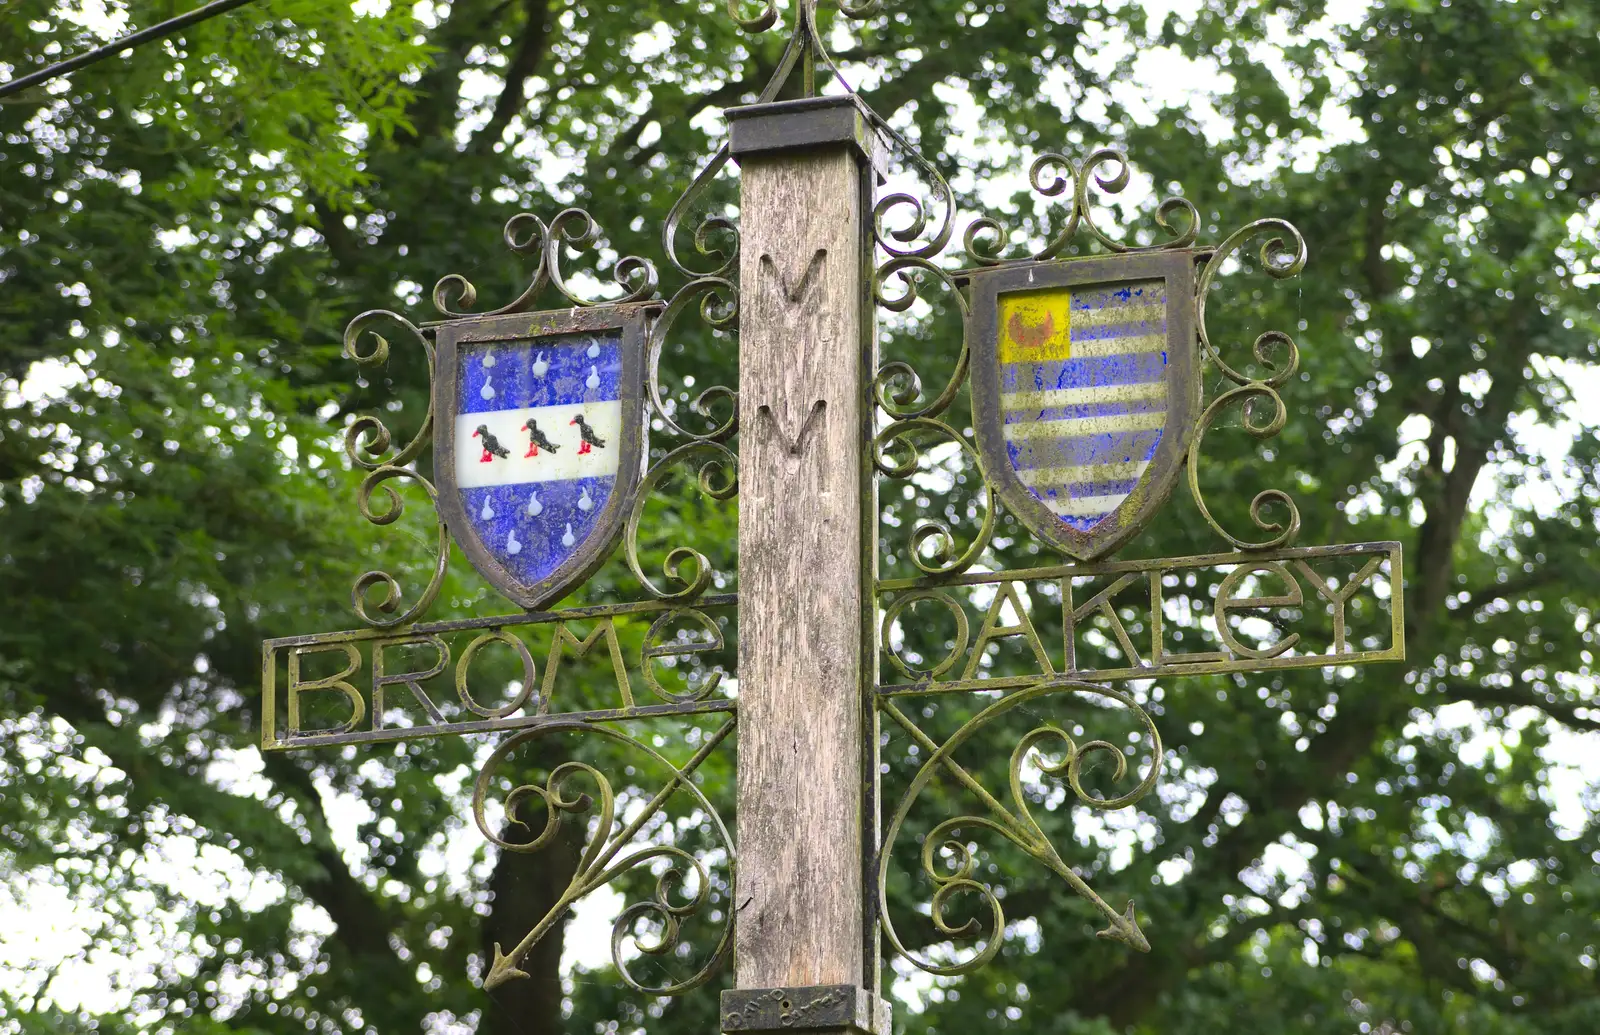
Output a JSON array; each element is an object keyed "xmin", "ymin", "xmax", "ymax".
[{"xmin": 0, "ymin": 0, "xmax": 263, "ymax": 101}]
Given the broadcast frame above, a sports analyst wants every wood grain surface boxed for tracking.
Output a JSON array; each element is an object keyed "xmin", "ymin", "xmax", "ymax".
[{"xmin": 735, "ymin": 146, "xmax": 870, "ymax": 989}]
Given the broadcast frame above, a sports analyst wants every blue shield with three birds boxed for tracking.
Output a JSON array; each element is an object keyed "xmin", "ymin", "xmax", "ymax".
[{"xmin": 435, "ymin": 314, "xmax": 646, "ymax": 607}]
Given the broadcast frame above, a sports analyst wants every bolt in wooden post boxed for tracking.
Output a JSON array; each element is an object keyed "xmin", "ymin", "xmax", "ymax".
[{"xmin": 722, "ymin": 95, "xmax": 886, "ymax": 1032}]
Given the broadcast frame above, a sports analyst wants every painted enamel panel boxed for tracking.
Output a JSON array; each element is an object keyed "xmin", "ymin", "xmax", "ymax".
[
  {"xmin": 998, "ymin": 278, "xmax": 1172, "ymax": 532},
  {"xmin": 456, "ymin": 333, "xmax": 621, "ymax": 582},
  {"xmin": 969, "ymin": 252, "xmax": 1198, "ymax": 561},
  {"xmin": 434, "ymin": 305, "xmax": 651, "ymax": 609}
]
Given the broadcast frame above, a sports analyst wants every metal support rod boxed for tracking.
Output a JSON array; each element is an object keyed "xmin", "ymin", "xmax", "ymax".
[{"xmin": 0, "ymin": 0, "xmax": 261, "ymax": 100}]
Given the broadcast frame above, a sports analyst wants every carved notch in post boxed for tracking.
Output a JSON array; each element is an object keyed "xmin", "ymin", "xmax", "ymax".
[
  {"xmin": 726, "ymin": 93, "xmax": 889, "ymax": 1032},
  {"xmin": 760, "ymin": 248, "xmax": 829, "ymax": 303},
  {"xmin": 757, "ymin": 399, "xmax": 827, "ymax": 456}
]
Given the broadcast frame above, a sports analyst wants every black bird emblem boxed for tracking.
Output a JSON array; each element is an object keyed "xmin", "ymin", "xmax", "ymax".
[
  {"xmin": 570, "ymin": 414, "xmax": 607, "ymax": 455},
  {"xmin": 522, "ymin": 418, "xmax": 560, "ymax": 458},
  {"xmin": 471, "ymin": 424, "xmax": 510, "ymax": 463}
]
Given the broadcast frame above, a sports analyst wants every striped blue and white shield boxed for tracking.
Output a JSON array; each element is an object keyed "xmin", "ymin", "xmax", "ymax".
[
  {"xmin": 969, "ymin": 251, "xmax": 1198, "ymax": 561},
  {"xmin": 434, "ymin": 308, "xmax": 647, "ymax": 608}
]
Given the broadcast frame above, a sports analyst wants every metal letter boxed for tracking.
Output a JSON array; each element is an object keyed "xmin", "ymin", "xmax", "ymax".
[
  {"xmin": 544, "ymin": 619, "xmax": 635, "ymax": 709},
  {"xmin": 962, "ymin": 581, "xmax": 1056, "ymax": 680},
  {"xmin": 285, "ymin": 643, "xmax": 365, "ymax": 738},
  {"xmin": 1293, "ymin": 556, "xmax": 1384, "ymax": 654},
  {"xmin": 1062, "ymin": 573, "xmax": 1147, "ymax": 673},
  {"xmin": 371, "ymin": 635, "xmax": 450, "ymax": 729},
  {"xmin": 641, "ymin": 608, "xmax": 725, "ymax": 703},
  {"xmin": 456, "ymin": 629, "xmax": 540, "ymax": 718},
  {"xmin": 1148, "ymin": 569, "xmax": 1225, "ymax": 667},
  {"xmin": 1215, "ymin": 562, "xmax": 1304, "ymax": 660}
]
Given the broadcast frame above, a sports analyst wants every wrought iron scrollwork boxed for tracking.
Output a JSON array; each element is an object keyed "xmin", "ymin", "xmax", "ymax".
[
  {"xmin": 1188, "ymin": 218, "xmax": 1309, "ymax": 550},
  {"xmin": 725, "ymin": 0, "xmax": 780, "ymax": 33},
  {"xmin": 670, "ymin": 0, "xmax": 861, "ymax": 279},
  {"xmin": 871, "ymin": 255, "xmax": 988, "ymax": 580},
  {"xmin": 717, "ymin": 0, "xmax": 956, "ymax": 261},
  {"xmin": 351, "ymin": 465, "xmax": 450, "ymax": 628},
  {"xmin": 319, "ymin": 6, "xmax": 781, "ymax": 1006},
  {"xmin": 434, "ymin": 208, "xmax": 660, "ymax": 318},
  {"xmin": 343, "ymin": 309, "xmax": 435, "ymax": 469},
  {"xmin": 872, "ymin": 257, "xmax": 970, "ymax": 421},
  {"xmin": 626, "ymin": 442, "xmax": 739, "ymax": 601},
  {"xmin": 649, "ymin": 276, "xmax": 741, "ymax": 441},
  {"xmin": 473, "ymin": 715, "xmax": 737, "ymax": 994},
  {"xmin": 862, "ymin": 126, "xmax": 1316, "ymax": 979},
  {"xmin": 870, "ymin": 129, "xmax": 957, "ymax": 262},
  {"xmin": 871, "ymin": 258, "xmax": 987, "ymax": 581},
  {"xmin": 341, "ymin": 309, "xmax": 448, "ymax": 628},
  {"xmin": 662, "ymin": 158, "xmax": 740, "ymax": 281},
  {"xmin": 880, "ymin": 589, "xmax": 969, "ymax": 681},
  {"xmin": 963, "ymin": 147, "xmax": 1199, "ymax": 267},
  {"xmin": 432, "ymin": 212, "xmax": 547, "ymax": 317},
  {"xmin": 661, "ymin": 0, "xmax": 823, "ymax": 279},
  {"xmin": 654, "ymin": 208, "xmax": 741, "ymax": 448},
  {"xmin": 878, "ymin": 681, "xmax": 1163, "ymax": 975},
  {"xmin": 867, "ymin": 137, "xmax": 1308, "ymax": 568},
  {"xmin": 545, "ymin": 208, "xmax": 660, "ymax": 305},
  {"xmin": 873, "ymin": 418, "xmax": 994, "ymax": 579}
]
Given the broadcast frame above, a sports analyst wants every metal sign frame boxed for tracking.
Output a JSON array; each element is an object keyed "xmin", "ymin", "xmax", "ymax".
[
  {"xmin": 433, "ymin": 303, "xmax": 655, "ymax": 609},
  {"xmin": 967, "ymin": 249, "xmax": 1200, "ymax": 561}
]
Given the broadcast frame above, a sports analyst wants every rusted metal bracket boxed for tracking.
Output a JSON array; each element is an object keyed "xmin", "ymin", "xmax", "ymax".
[{"xmin": 720, "ymin": 986, "xmax": 891, "ymax": 1034}]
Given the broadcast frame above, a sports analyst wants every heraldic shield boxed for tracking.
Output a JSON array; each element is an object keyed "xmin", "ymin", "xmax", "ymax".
[
  {"xmin": 433, "ymin": 305, "xmax": 650, "ymax": 609},
  {"xmin": 969, "ymin": 251, "xmax": 1199, "ymax": 561}
]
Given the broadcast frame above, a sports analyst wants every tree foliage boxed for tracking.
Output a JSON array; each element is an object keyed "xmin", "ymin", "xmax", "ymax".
[{"xmin": 1, "ymin": 1, "xmax": 1597, "ymax": 1033}]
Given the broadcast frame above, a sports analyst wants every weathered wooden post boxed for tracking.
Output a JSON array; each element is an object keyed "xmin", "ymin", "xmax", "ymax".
[{"xmin": 718, "ymin": 95, "xmax": 888, "ymax": 1031}]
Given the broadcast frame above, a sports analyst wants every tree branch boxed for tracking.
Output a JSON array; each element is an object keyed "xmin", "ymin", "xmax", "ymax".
[
  {"xmin": 401, "ymin": 0, "xmax": 510, "ymax": 148},
  {"xmin": 1439, "ymin": 682, "xmax": 1600, "ymax": 732},
  {"xmin": 613, "ymin": 69, "xmax": 773, "ymax": 169},
  {"xmin": 309, "ymin": 197, "xmax": 361, "ymax": 270},
  {"xmin": 1361, "ymin": 194, "xmax": 1393, "ymax": 300},
  {"xmin": 59, "ymin": 716, "xmax": 423, "ymax": 1029},
  {"xmin": 1454, "ymin": 569, "xmax": 1564, "ymax": 614},
  {"xmin": 473, "ymin": 0, "xmax": 555, "ymax": 151},
  {"xmin": 259, "ymin": 754, "xmax": 412, "ymax": 962},
  {"xmin": 1191, "ymin": 903, "xmax": 1317, "ymax": 968}
]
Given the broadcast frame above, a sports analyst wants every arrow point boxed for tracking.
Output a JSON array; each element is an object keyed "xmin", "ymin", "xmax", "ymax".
[
  {"xmin": 1097, "ymin": 900, "xmax": 1150, "ymax": 953},
  {"xmin": 483, "ymin": 942, "xmax": 530, "ymax": 991}
]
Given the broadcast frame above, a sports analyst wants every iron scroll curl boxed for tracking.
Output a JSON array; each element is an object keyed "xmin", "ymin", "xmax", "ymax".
[
  {"xmin": 341, "ymin": 309, "xmax": 450, "ymax": 628},
  {"xmin": 648, "ymin": 276, "xmax": 741, "ymax": 442},
  {"xmin": 351, "ymin": 464, "xmax": 450, "ymax": 628},
  {"xmin": 962, "ymin": 147, "xmax": 1200, "ymax": 267},
  {"xmin": 1188, "ymin": 218, "xmax": 1309, "ymax": 551},
  {"xmin": 877, "ymin": 680, "xmax": 1164, "ymax": 975},
  {"xmin": 433, "ymin": 209, "xmax": 661, "ymax": 319},
  {"xmin": 625, "ymin": 441, "xmax": 740, "ymax": 601},
  {"xmin": 472, "ymin": 716, "xmax": 737, "ymax": 994},
  {"xmin": 872, "ymin": 256, "xmax": 971, "ymax": 422},
  {"xmin": 872, "ymin": 417, "xmax": 995, "ymax": 579}
]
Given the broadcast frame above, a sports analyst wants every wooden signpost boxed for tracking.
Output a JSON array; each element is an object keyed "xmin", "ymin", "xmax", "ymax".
[
  {"xmin": 731, "ymin": 98, "xmax": 877, "ymax": 1000},
  {"xmin": 261, "ymin": 3, "xmax": 1405, "ymax": 1030}
]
